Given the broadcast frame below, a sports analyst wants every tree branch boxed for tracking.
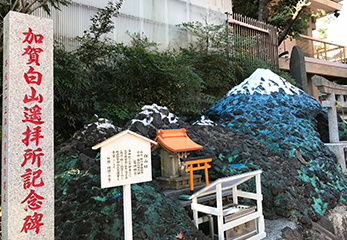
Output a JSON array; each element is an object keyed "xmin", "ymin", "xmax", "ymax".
[
  {"xmin": 26, "ymin": 0, "xmax": 49, "ymax": 14},
  {"xmin": 11, "ymin": 0, "xmax": 21, "ymax": 11},
  {"xmin": 278, "ymin": 0, "xmax": 311, "ymax": 46},
  {"xmin": 21, "ymin": 0, "xmax": 26, "ymax": 11},
  {"xmin": 258, "ymin": 0, "xmax": 267, "ymax": 22},
  {"xmin": 293, "ymin": 0, "xmax": 311, "ymax": 19},
  {"xmin": 0, "ymin": 27, "xmax": 3, "ymax": 55},
  {"xmin": 28, "ymin": 0, "xmax": 50, "ymax": 14},
  {"xmin": 22, "ymin": 0, "xmax": 30, "ymax": 12}
]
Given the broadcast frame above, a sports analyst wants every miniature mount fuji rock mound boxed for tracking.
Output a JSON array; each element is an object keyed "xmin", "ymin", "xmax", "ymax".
[
  {"xmin": 206, "ymin": 68, "xmax": 324, "ymax": 122},
  {"xmin": 204, "ymin": 68, "xmax": 328, "ymax": 150}
]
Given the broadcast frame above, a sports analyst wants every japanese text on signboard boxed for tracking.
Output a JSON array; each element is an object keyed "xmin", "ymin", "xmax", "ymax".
[{"xmin": 107, "ymin": 149, "xmax": 150, "ymax": 183}]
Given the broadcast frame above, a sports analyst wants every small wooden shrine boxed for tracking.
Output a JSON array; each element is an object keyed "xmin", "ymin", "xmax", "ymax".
[{"xmin": 152, "ymin": 128, "xmax": 211, "ymax": 190}]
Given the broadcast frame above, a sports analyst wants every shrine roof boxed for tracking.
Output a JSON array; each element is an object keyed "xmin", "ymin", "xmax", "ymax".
[
  {"xmin": 92, "ymin": 129, "xmax": 156, "ymax": 150},
  {"xmin": 154, "ymin": 128, "xmax": 203, "ymax": 152}
]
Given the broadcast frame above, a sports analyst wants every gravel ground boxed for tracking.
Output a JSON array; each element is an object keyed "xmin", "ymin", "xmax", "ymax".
[{"xmin": 265, "ymin": 219, "xmax": 297, "ymax": 240}]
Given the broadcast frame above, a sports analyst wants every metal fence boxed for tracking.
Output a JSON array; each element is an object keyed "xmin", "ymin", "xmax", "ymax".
[{"xmin": 227, "ymin": 13, "xmax": 279, "ymax": 67}]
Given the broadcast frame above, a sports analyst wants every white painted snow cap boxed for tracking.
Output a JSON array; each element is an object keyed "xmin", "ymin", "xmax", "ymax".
[
  {"xmin": 84, "ymin": 115, "xmax": 117, "ymax": 134},
  {"xmin": 227, "ymin": 68, "xmax": 303, "ymax": 96},
  {"xmin": 131, "ymin": 103, "xmax": 179, "ymax": 126},
  {"xmin": 80, "ymin": 117, "xmax": 118, "ymax": 140},
  {"xmin": 131, "ymin": 116, "xmax": 154, "ymax": 126},
  {"xmin": 95, "ymin": 118, "xmax": 116, "ymax": 130},
  {"xmin": 193, "ymin": 115, "xmax": 216, "ymax": 126}
]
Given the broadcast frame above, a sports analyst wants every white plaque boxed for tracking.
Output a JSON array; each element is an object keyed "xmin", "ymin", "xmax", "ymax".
[{"xmin": 93, "ymin": 130, "xmax": 155, "ymax": 188}]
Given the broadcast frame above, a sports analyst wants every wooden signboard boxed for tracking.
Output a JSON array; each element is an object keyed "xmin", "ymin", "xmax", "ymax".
[{"xmin": 93, "ymin": 130, "xmax": 156, "ymax": 240}]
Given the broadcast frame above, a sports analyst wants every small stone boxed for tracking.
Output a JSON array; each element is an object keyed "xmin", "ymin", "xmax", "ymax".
[
  {"xmin": 75, "ymin": 221, "xmax": 92, "ymax": 235},
  {"xmin": 213, "ymin": 160, "xmax": 224, "ymax": 169},
  {"xmin": 294, "ymin": 150, "xmax": 307, "ymax": 165},
  {"xmin": 299, "ymin": 216, "xmax": 313, "ymax": 229},
  {"xmin": 133, "ymin": 121, "xmax": 149, "ymax": 136},
  {"xmin": 134, "ymin": 230, "xmax": 147, "ymax": 239},
  {"xmin": 74, "ymin": 153, "xmax": 95, "ymax": 171},
  {"xmin": 281, "ymin": 226, "xmax": 302, "ymax": 240},
  {"xmin": 152, "ymin": 112, "xmax": 164, "ymax": 128},
  {"xmin": 234, "ymin": 109, "xmax": 244, "ymax": 115}
]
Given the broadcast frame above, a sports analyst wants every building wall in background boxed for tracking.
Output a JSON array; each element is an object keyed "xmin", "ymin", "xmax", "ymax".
[{"xmin": 33, "ymin": 0, "xmax": 233, "ymax": 50}]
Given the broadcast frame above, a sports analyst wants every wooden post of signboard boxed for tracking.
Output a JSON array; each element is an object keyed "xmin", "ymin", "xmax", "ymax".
[
  {"xmin": 2, "ymin": 11, "xmax": 54, "ymax": 239},
  {"xmin": 123, "ymin": 184, "xmax": 132, "ymax": 240},
  {"xmin": 92, "ymin": 130, "xmax": 156, "ymax": 239}
]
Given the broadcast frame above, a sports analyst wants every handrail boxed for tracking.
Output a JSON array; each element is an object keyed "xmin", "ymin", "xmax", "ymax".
[
  {"xmin": 299, "ymin": 34, "xmax": 346, "ymax": 48},
  {"xmin": 285, "ymin": 34, "xmax": 347, "ymax": 64}
]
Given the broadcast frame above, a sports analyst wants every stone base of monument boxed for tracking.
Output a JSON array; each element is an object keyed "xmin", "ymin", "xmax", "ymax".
[
  {"xmin": 325, "ymin": 142, "xmax": 347, "ymax": 174},
  {"xmin": 157, "ymin": 174, "xmax": 202, "ymax": 190}
]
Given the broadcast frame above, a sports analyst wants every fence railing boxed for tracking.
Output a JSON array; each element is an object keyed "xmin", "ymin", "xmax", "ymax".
[
  {"xmin": 227, "ymin": 13, "xmax": 279, "ymax": 67},
  {"xmin": 282, "ymin": 34, "xmax": 346, "ymax": 64}
]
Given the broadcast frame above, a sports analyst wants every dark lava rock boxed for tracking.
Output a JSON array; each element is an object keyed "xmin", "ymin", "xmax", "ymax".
[
  {"xmin": 303, "ymin": 222, "xmax": 339, "ymax": 240},
  {"xmin": 125, "ymin": 104, "xmax": 187, "ymax": 139},
  {"xmin": 320, "ymin": 185, "xmax": 340, "ymax": 209},
  {"xmin": 94, "ymin": 232, "xmax": 117, "ymax": 240},
  {"xmin": 131, "ymin": 120, "xmax": 149, "ymax": 136},
  {"xmin": 281, "ymin": 226, "xmax": 302, "ymax": 240},
  {"xmin": 55, "ymin": 119, "xmax": 206, "ymax": 240},
  {"xmin": 300, "ymin": 216, "xmax": 313, "ymax": 229},
  {"xmin": 74, "ymin": 153, "xmax": 95, "ymax": 171},
  {"xmin": 134, "ymin": 205, "xmax": 148, "ymax": 224},
  {"xmin": 152, "ymin": 112, "xmax": 164, "ymax": 128},
  {"xmin": 198, "ymin": 69, "xmax": 347, "ymax": 222},
  {"xmin": 55, "ymin": 116, "xmax": 122, "ymax": 156},
  {"xmin": 75, "ymin": 221, "xmax": 92, "ymax": 235},
  {"xmin": 317, "ymin": 215, "xmax": 334, "ymax": 234},
  {"xmin": 271, "ymin": 183, "xmax": 285, "ymax": 196},
  {"xmin": 134, "ymin": 229, "xmax": 148, "ymax": 239},
  {"xmin": 125, "ymin": 101, "xmax": 347, "ymax": 224},
  {"xmin": 234, "ymin": 108, "xmax": 244, "ymax": 115}
]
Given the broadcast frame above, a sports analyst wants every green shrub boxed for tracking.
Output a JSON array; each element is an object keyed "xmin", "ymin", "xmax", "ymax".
[
  {"xmin": 54, "ymin": 42, "xmax": 90, "ymax": 140},
  {"xmin": 53, "ymin": 4, "xmax": 294, "ymax": 143}
]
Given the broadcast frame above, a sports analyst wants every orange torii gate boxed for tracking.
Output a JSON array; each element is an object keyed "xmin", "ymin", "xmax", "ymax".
[{"xmin": 181, "ymin": 156, "xmax": 213, "ymax": 191}]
